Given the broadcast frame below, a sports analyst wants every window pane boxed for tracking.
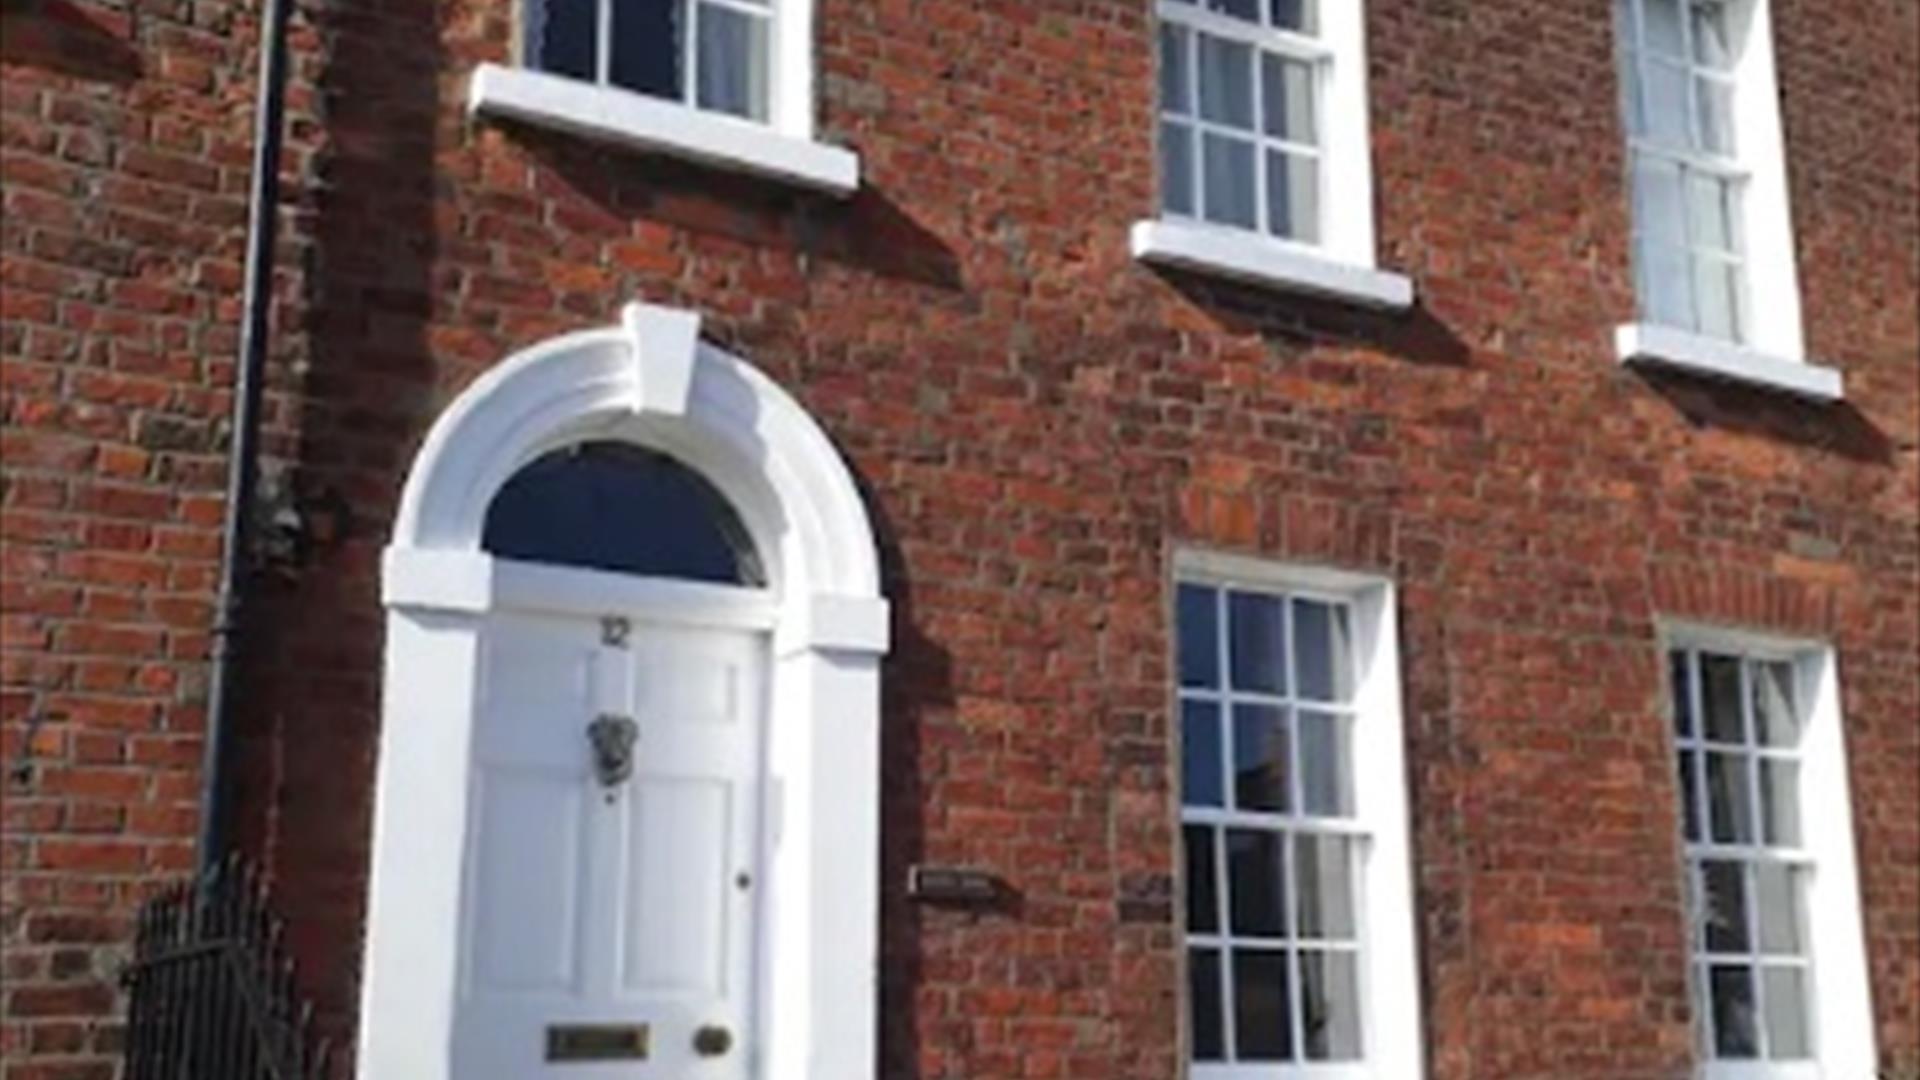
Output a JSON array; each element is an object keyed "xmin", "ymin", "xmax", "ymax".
[
  {"xmin": 1643, "ymin": 59, "xmax": 1692, "ymax": 146},
  {"xmin": 1754, "ymin": 862, "xmax": 1802, "ymax": 955},
  {"xmin": 1752, "ymin": 662, "xmax": 1799, "ymax": 747},
  {"xmin": 532, "ymin": 0, "xmax": 599, "ymax": 81},
  {"xmin": 1160, "ymin": 22, "xmax": 1192, "ymax": 114},
  {"xmin": 1261, "ymin": 54, "xmax": 1316, "ymax": 142},
  {"xmin": 1634, "ymin": 157, "xmax": 1686, "ymax": 245},
  {"xmin": 1185, "ymin": 825, "xmax": 1221, "ymax": 933},
  {"xmin": 1233, "ymin": 704, "xmax": 1290, "ymax": 813},
  {"xmin": 1231, "ymin": 949, "xmax": 1293, "ymax": 1060},
  {"xmin": 1227, "ymin": 828, "xmax": 1287, "ymax": 937},
  {"xmin": 1760, "ymin": 759, "xmax": 1800, "ymax": 847},
  {"xmin": 1271, "ymin": 0, "xmax": 1315, "ymax": 34},
  {"xmin": 1692, "ymin": 255, "xmax": 1741, "ymax": 341},
  {"xmin": 1638, "ymin": 239, "xmax": 1693, "ymax": 329},
  {"xmin": 1198, "ymin": 34, "xmax": 1255, "ymax": 129},
  {"xmin": 1293, "ymin": 834, "xmax": 1355, "ymax": 940},
  {"xmin": 1706, "ymin": 751, "xmax": 1754, "ymax": 844},
  {"xmin": 1619, "ymin": 48, "xmax": 1645, "ymax": 137},
  {"xmin": 1670, "ymin": 651, "xmax": 1694, "ymax": 737},
  {"xmin": 1696, "ymin": 75, "xmax": 1736, "ymax": 155},
  {"xmin": 1762, "ymin": 966, "xmax": 1811, "ymax": 1059},
  {"xmin": 1643, "ymin": 0, "xmax": 1686, "ymax": 58},
  {"xmin": 1229, "ymin": 592, "xmax": 1287, "ymax": 693},
  {"xmin": 1297, "ymin": 710, "xmax": 1352, "ymax": 817},
  {"xmin": 1163, "ymin": 123, "xmax": 1197, "ymax": 216},
  {"xmin": 1678, "ymin": 752, "xmax": 1702, "ymax": 841},
  {"xmin": 1202, "ymin": 134, "xmax": 1258, "ymax": 228},
  {"xmin": 693, "ymin": 2, "xmax": 769, "ymax": 121},
  {"xmin": 609, "ymin": 0, "xmax": 682, "ymax": 99},
  {"xmin": 1183, "ymin": 700, "xmax": 1225, "ymax": 808},
  {"xmin": 1265, "ymin": 150, "xmax": 1319, "ymax": 243},
  {"xmin": 1710, "ymin": 964, "xmax": 1760, "ymax": 1057},
  {"xmin": 1700, "ymin": 859, "xmax": 1750, "ymax": 953},
  {"xmin": 1292, "ymin": 600, "xmax": 1353, "ymax": 703},
  {"xmin": 1178, "ymin": 583, "xmax": 1220, "ymax": 688},
  {"xmin": 1691, "ymin": 1, "xmax": 1734, "ymax": 68},
  {"xmin": 1700, "ymin": 653, "xmax": 1746, "ymax": 743},
  {"xmin": 1687, "ymin": 173, "xmax": 1735, "ymax": 252},
  {"xmin": 1207, "ymin": 0, "xmax": 1262, "ymax": 25},
  {"xmin": 1298, "ymin": 950, "xmax": 1361, "ymax": 1060},
  {"xmin": 1190, "ymin": 948, "xmax": 1227, "ymax": 1061}
]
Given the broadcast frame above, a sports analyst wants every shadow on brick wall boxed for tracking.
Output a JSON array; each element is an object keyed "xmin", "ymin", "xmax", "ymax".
[
  {"xmin": 500, "ymin": 117, "xmax": 967, "ymax": 296},
  {"xmin": 0, "ymin": 0, "xmax": 142, "ymax": 83},
  {"xmin": 1631, "ymin": 365, "xmax": 1896, "ymax": 465},
  {"xmin": 863, "ymin": 485, "xmax": 961, "ymax": 1080},
  {"xmin": 221, "ymin": 0, "xmax": 447, "ymax": 1060},
  {"xmin": 1150, "ymin": 264, "xmax": 1473, "ymax": 369}
]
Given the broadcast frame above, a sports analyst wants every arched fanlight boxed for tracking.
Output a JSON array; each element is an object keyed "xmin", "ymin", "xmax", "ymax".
[{"xmin": 481, "ymin": 441, "xmax": 766, "ymax": 587}]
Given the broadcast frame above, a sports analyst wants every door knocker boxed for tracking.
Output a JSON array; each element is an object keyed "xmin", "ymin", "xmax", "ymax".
[{"xmin": 587, "ymin": 713, "xmax": 638, "ymax": 796}]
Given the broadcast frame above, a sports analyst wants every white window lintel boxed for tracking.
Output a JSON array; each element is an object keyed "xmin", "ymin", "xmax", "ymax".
[
  {"xmin": 1133, "ymin": 219, "xmax": 1415, "ymax": 311},
  {"xmin": 1615, "ymin": 322, "xmax": 1843, "ymax": 401},
  {"xmin": 468, "ymin": 63, "xmax": 860, "ymax": 197}
]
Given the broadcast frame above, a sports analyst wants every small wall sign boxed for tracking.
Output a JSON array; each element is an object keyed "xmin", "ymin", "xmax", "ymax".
[{"xmin": 907, "ymin": 865, "xmax": 1003, "ymax": 906}]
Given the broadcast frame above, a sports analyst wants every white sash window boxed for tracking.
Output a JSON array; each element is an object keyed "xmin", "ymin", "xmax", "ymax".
[
  {"xmin": 1663, "ymin": 630, "xmax": 1878, "ymax": 1077},
  {"xmin": 1173, "ymin": 554, "xmax": 1423, "ymax": 1078}
]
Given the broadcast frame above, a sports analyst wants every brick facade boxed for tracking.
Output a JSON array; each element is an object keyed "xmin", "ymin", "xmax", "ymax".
[{"xmin": 2, "ymin": 0, "xmax": 1915, "ymax": 1077}]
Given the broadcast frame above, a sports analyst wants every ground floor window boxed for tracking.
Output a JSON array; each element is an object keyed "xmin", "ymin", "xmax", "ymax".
[
  {"xmin": 1664, "ymin": 631, "xmax": 1878, "ymax": 1074},
  {"xmin": 1173, "ymin": 553, "xmax": 1423, "ymax": 1077}
]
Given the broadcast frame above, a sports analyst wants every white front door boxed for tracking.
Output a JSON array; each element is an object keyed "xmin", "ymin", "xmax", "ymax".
[{"xmin": 451, "ymin": 603, "xmax": 765, "ymax": 1079}]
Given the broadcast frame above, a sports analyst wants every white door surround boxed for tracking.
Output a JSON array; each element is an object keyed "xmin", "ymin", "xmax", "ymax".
[{"xmin": 357, "ymin": 304, "xmax": 889, "ymax": 1080}]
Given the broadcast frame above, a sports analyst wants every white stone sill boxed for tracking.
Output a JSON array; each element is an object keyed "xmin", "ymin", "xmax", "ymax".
[
  {"xmin": 1130, "ymin": 219, "xmax": 1415, "ymax": 312},
  {"xmin": 467, "ymin": 63, "xmax": 860, "ymax": 197},
  {"xmin": 1615, "ymin": 322, "xmax": 1843, "ymax": 402}
]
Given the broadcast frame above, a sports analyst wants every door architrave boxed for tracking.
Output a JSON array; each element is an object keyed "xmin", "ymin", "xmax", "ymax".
[{"xmin": 357, "ymin": 304, "xmax": 889, "ymax": 1080}]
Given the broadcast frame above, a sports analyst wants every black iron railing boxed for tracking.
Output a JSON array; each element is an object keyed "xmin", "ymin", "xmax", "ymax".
[{"xmin": 122, "ymin": 857, "xmax": 333, "ymax": 1080}]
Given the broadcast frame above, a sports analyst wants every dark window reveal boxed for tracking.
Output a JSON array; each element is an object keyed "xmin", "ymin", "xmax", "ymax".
[{"xmin": 483, "ymin": 441, "xmax": 765, "ymax": 586}]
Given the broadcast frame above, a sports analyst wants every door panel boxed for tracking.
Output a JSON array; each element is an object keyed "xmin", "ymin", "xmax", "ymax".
[
  {"xmin": 453, "ymin": 607, "xmax": 764, "ymax": 1080},
  {"xmin": 624, "ymin": 779, "xmax": 731, "ymax": 994},
  {"xmin": 466, "ymin": 771, "xmax": 586, "ymax": 992}
]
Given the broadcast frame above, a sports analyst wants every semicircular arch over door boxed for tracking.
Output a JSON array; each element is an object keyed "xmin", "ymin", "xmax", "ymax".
[{"xmin": 357, "ymin": 304, "xmax": 889, "ymax": 1080}]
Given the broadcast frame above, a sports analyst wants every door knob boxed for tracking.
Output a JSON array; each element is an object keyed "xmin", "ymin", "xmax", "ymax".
[
  {"xmin": 587, "ymin": 713, "xmax": 637, "ymax": 789},
  {"xmin": 692, "ymin": 1025, "xmax": 732, "ymax": 1057}
]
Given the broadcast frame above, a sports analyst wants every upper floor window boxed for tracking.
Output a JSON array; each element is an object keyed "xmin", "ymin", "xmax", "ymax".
[
  {"xmin": 529, "ymin": 0, "xmax": 773, "ymax": 122},
  {"xmin": 470, "ymin": 0, "xmax": 858, "ymax": 194},
  {"xmin": 1136, "ymin": 3, "xmax": 1411, "ymax": 310},
  {"xmin": 1157, "ymin": 0, "xmax": 1324, "ymax": 242},
  {"xmin": 1174, "ymin": 555, "xmax": 1423, "ymax": 1077},
  {"xmin": 1612, "ymin": 0, "xmax": 1827, "ymax": 394},
  {"xmin": 1664, "ymin": 632, "xmax": 1878, "ymax": 1076}
]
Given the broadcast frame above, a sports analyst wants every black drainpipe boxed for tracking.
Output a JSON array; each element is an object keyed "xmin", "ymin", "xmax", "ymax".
[{"xmin": 196, "ymin": 0, "xmax": 296, "ymax": 877}]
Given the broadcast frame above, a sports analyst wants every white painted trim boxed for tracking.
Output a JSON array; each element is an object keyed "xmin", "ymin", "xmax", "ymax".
[
  {"xmin": 1657, "ymin": 623, "xmax": 1881, "ymax": 1078},
  {"xmin": 1174, "ymin": 553, "xmax": 1427, "ymax": 1079},
  {"xmin": 1132, "ymin": 220, "xmax": 1415, "ymax": 311},
  {"xmin": 468, "ymin": 63, "xmax": 859, "ymax": 197},
  {"xmin": 770, "ymin": 0, "xmax": 817, "ymax": 140},
  {"xmin": 624, "ymin": 302, "xmax": 701, "ymax": 417},
  {"xmin": 360, "ymin": 305, "xmax": 889, "ymax": 1080},
  {"xmin": 1316, "ymin": 0, "xmax": 1380, "ymax": 270},
  {"xmin": 1615, "ymin": 322, "xmax": 1843, "ymax": 401},
  {"xmin": 1726, "ymin": 0, "xmax": 1806, "ymax": 364}
]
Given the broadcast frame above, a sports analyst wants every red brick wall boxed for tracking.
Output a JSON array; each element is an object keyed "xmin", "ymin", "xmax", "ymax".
[{"xmin": 3, "ymin": 1, "xmax": 1916, "ymax": 1079}]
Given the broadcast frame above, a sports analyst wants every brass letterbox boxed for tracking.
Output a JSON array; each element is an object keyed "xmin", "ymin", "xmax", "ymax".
[{"xmin": 545, "ymin": 1023, "xmax": 650, "ymax": 1062}]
